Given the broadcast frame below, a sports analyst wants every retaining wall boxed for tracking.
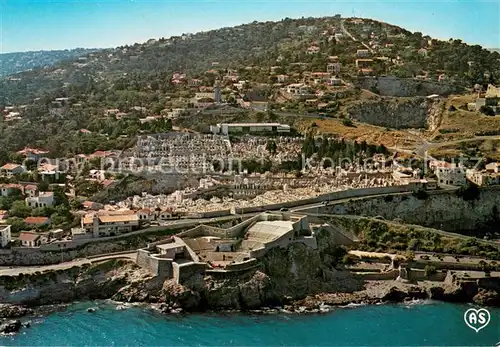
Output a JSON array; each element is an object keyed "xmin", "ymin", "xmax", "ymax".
[
  {"xmin": 234, "ymin": 185, "xmax": 411, "ymax": 214},
  {"xmin": 354, "ymin": 269, "xmax": 399, "ymax": 280}
]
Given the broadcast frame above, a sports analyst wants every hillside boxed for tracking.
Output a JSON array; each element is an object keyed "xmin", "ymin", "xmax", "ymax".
[
  {"xmin": 0, "ymin": 16, "xmax": 499, "ymax": 159},
  {"xmin": 0, "ymin": 48, "xmax": 100, "ymax": 77}
]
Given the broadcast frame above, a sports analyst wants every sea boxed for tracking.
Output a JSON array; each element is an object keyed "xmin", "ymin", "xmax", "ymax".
[{"xmin": 1, "ymin": 301, "xmax": 499, "ymax": 346}]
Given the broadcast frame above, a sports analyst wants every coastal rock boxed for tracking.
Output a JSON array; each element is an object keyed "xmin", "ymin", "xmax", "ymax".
[
  {"xmin": 428, "ymin": 281, "xmax": 479, "ymax": 303},
  {"xmin": 204, "ymin": 279, "xmax": 242, "ymax": 310},
  {"xmin": 0, "ymin": 319, "xmax": 22, "ymax": 334},
  {"xmin": 0, "ymin": 304, "xmax": 33, "ymax": 319},
  {"xmin": 238, "ymin": 271, "xmax": 272, "ymax": 309},
  {"xmin": 472, "ymin": 289, "xmax": 500, "ymax": 307},
  {"xmin": 406, "ymin": 286, "xmax": 428, "ymax": 300},
  {"xmin": 381, "ymin": 286, "xmax": 408, "ymax": 302},
  {"xmin": 161, "ymin": 280, "xmax": 200, "ymax": 310}
]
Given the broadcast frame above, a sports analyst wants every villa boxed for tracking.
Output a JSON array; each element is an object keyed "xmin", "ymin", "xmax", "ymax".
[{"xmin": 0, "ymin": 163, "xmax": 25, "ymax": 177}]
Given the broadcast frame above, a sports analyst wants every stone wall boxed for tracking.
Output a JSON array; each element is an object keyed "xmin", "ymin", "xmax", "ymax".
[
  {"xmin": 346, "ymin": 97, "xmax": 442, "ymax": 129},
  {"xmin": 235, "ymin": 185, "xmax": 411, "ymax": 214},
  {"xmin": 176, "ymin": 262, "xmax": 207, "ymax": 284},
  {"xmin": 136, "ymin": 249, "xmax": 173, "ymax": 277},
  {"xmin": 355, "ymin": 76, "xmax": 464, "ymax": 97},
  {"xmin": 406, "ymin": 268, "xmax": 447, "ymax": 282},
  {"xmin": 354, "ymin": 269, "xmax": 399, "ymax": 280}
]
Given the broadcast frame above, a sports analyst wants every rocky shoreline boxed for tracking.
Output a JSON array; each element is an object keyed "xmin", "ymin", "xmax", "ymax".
[
  {"xmin": 1, "ymin": 244, "xmax": 500, "ymax": 336},
  {"xmin": 1, "ymin": 276, "xmax": 499, "ymax": 326}
]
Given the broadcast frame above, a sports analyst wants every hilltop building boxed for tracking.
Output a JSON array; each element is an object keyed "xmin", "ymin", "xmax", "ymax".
[{"xmin": 210, "ymin": 123, "xmax": 291, "ymax": 136}]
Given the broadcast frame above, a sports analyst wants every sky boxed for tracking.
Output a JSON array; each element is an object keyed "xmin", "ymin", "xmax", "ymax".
[{"xmin": 0, "ymin": 0, "xmax": 499, "ymax": 53}]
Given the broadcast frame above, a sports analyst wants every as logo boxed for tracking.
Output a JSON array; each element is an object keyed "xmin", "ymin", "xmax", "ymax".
[{"xmin": 464, "ymin": 308, "xmax": 491, "ymax": 332}]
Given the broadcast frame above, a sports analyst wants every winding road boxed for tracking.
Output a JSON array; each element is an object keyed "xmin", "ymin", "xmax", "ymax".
[
  {"xmin": 415, "ymin": 135, "xmax": 500, "ymax": 157},
  {"xmin": 340, "ymin": 19, "xmax": 374, "ymax": 53}
]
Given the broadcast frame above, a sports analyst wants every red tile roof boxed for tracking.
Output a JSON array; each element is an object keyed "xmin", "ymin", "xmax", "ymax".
[
  {"xmin": 24, "ymin": 217, "xmax": 50, "ymax": 225},
  {"xmin": 1, "ymin": 163, "xmax": 21, "ymax": 170},
  {"xmin": 19, "ymin": 231, "xmax": 40, "ymax": 242},
  {"xmin": 101, "ymin": 179, "xmax": 116, "ymax": 187},
  {"xmin": 90, "ymin": 150, "xmax": 113, "ymax": 158},
  {"xmin": 17, "ymin": 147, "xmax": 49, "ymax": 155}
]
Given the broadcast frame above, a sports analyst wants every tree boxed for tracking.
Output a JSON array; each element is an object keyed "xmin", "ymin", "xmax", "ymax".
[
  {"xmin": 38, "ymin": 181, "xmax": 49, "ymax": 192},
  {"xmin": 342, "ymin": 119, "xmax": 354, "ymax": 127},
  {"xmin": 52, "ymin": 186, "xmax": 69, "ymax": 207},
  {"xmin": 266, "ymin": 140, "xmax": 278, "ymax": 155},
  {"xmin": 6, "ymin": 217, "xmax": 26, "ymax": 233},
  {"xmin": 10, "ymin": 201, "xmax": 32, "ymax": 218},
  {"xmin": 424, "ymin": 265, "xmax": 437, "ymax": 277},
  {"xmin": 479, "ymin": 105, "xmax": 495, "ymax": 116}
]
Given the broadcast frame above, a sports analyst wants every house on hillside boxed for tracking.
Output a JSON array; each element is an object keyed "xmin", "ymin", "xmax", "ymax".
[
  {"xmin": 418, "ymin": 48, "xmax": 428, "ymax": 57},
  {"xmin": 356, "ymin": 49, "xmax": 371, "ymax": 58},
  {"xmin": 24, "ymin": 216, "xmax": 51, "ymax": 228},
  {"xmin": 24, "ymin": 184, "xmax": 38, "ymax": 197},
  {"xmin": 25, "ymin": 192, "xmax": 55, "ymax": 208},
  {"xmin": 306, "ymin": 45, "xmax": 320, "ymax": 54},
  {"xmin": 0, "ymin": 225, "xmax": 11, "ymax": 247},
  {"xmin": 17, "ymin": 147, "xmax": 49, "ymax": 162},
  {"xmin": 0, "ymin": 184, "xmax": 23, "ymax": 197},
  {"xmin": 19, "ymin": 231, "xmax": 41, "ymax": 248},
  {"xmin": 81, "ymin": 212, "xmax": 140, "ymax": 237},
  {"xmin": 430, "ymin": 160, "xmax": 466, "ymax": 186},
  {"xmin": 0, "ymin": 163, "xmax": 24, "ymax": 177}
]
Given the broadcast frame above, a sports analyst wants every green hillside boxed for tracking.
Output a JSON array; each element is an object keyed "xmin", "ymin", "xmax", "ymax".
[{"xmin": 0, "ymin": 16, "xmax": 499, "ymax": 160}]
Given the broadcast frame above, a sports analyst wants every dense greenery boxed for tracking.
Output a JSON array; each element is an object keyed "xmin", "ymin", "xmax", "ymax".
[
  {"xmin": 346, "ymin": 218, "xmax": 500, "ymax": 260},
  {"xmin": 1, "ymin": 185, "xmax": 74, "ymax": 233},
  {"xmin": 0, "ymin": 48, "xmax": 99, "ymax": 77},
  {"xmin": 301, "ymin": 134, "xmax": 389, "ymax": 165},
  {"xmin": 0, "ymin": 16, "xmax": 498, "ymax": 159}
]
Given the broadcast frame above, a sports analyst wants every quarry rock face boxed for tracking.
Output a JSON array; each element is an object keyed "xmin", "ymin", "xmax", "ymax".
[{"xmin": 346, "ymin": 97, "xmax": 442, "ymax": 129}]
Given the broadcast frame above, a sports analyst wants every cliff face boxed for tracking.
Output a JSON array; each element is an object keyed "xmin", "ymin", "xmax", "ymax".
[
  {"xmin": 0, "ymin": 230, "xmax": 364, "ymax": 311},
  {"xmin": 317, "ymin": 189, "xmax": 500, "ymax": 231},
  {"xmin": 0, "ymin": 261, "xmax": 149, "ymax": 306},
  {"xmin": 355, "ymin": 77, "xmax": 464, "ymax": 97},
  {"xmin": 1, "ymin": 235, "xmax": 500, "ymax": 315},
  {"xmin": 346, "ymin": 97, "xmax": 443, "ymax": 129}
]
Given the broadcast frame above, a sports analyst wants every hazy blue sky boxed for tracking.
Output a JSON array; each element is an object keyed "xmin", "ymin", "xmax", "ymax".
[{"xmin": 0, "ymin": 0, "xmax": 498, "ymax": 53}]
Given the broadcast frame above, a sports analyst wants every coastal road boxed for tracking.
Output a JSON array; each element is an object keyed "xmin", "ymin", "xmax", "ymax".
[{"xmin": 0, "ymin": 252, "xmax": 137, "ymax": 277}]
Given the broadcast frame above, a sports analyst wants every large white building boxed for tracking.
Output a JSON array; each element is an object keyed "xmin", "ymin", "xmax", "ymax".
[
  {"xmin": 431, "ymin": 161, "xmax": 466, "ymax": 186},
  {"xmin": 26, "ymin": 192, "xmax": 55, "ymax": 208},
  {"xmin": 81, "ymin": 212, "xmax": 139, "ymax": 237},
  {"xmin": 210, "ymin": 123, "xmax": 291, "ymax": 135}
]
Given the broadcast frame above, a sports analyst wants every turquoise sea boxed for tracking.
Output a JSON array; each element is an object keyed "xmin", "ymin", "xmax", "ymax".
[{"xmin": 1, "ymin": 301, "xmax": 499, "ymax": 346}]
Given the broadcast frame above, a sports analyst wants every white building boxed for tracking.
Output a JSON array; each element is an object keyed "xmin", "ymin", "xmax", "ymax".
[
  {"xmin": 26, "ymin": 192, "xmax": 55, "ymax": 208},
  {"xmin": 81, "ymin": 213, "xmax": 139, "ymax": 237},
  {"xmin": 0, "ymin": 225, "xmax": 11, "ymax": 247},
  {"xmin": 433, "ymin": 162, "xmax": 466, "ymax": 186},
  {"xmin": 210, "ymin": 123, "xmax": 291, "ymax": 135},
  {"xmin": 466, "ymin": 162, "xmax": 500, "ymax": 186},
  {"xmin": 0, "ymin": 163, "xmax": 25, "ymax": 177},
  {"xmin": 136, "ymin": 209, "xmax": 153, "ymax": 222},
  {"xmin": 19, "ymin": 231, "xmax": 41, "ymax": 248},
  {"xmin": 285, "ymin": 83, "xmax": 311, "ymax": 95},
  {"xmin": 356, "ymin": 49, "xmax": 371, "ymax": 58}
]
